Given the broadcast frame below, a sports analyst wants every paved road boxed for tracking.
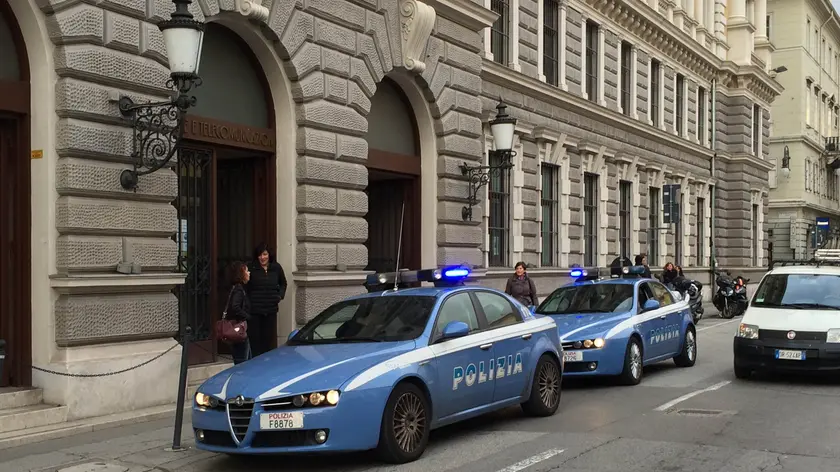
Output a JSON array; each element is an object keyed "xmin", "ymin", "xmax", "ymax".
[{"xmin": 3, "ymin": 315, "xmax": 840, "ymax": 471}]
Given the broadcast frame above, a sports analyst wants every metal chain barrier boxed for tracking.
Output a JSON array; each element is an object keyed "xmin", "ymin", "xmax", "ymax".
[{"xmin": 29, "ymin": 341, "xmax": 182, "ymax": 378}]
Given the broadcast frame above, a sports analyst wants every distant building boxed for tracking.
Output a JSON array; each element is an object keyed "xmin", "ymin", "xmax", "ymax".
[{"xmin": 766, "ymin": 0, "xmax": 840, "ymax": 260}]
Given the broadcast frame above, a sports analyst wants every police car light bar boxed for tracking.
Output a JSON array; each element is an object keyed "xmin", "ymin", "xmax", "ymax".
[
  {"xmin": 365, "ymin": 266, "xmax": 472, "ymax": 289},
  {"xmin": 570, "ymin": 267, "xmax": 602, "ymax": 281},
  {"xmin": 569, "ymin": 268, "xmax": 587, "ymax": 278},
  {"xmin": 620, "ymin": 265, "xmax": 647, "ymax": 277}
]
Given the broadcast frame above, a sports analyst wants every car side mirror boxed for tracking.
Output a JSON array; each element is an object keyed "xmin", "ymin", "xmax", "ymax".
[
  {"xmin": 642, "ymin": 299, "xmax": 660, "ymax": 312},
  {"xmin": 287, "ymin": 329, "xmax": 299, "ymax": 342},
  {"xmin": 441, "ymin": 321, "xmax": 470, "ymax": 340}
]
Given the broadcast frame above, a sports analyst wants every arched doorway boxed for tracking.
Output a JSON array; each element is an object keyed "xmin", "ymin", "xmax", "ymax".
[
  {"xmin": 175, "ymin": 23, "xmax": 276, "ymax": 365},
  {"xmin": 365, "ymin": 78, "xmax": 421, "ymax": 272},
  {"xmin": 0, "ymin": 1, "xmax": 31, "ymax": 387}
]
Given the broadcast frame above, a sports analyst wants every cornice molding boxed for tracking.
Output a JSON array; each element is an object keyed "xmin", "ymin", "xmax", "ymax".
[
  {"xmin": 581, "ymin": 0, "xmax": 783, "ymax": 105},
  {"xmin": 425, "ymin": 0, "xmax": 498, "ymax": 31}
]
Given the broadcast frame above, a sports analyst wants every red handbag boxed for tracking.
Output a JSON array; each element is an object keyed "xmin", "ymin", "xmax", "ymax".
[{"xmin": 215, "ymin": 287, "xmax": 248, "ymax": 343}]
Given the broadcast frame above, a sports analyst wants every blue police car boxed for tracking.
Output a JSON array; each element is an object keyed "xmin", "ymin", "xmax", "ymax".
[
  {"xmin": 191, "ymin": 266, "xmax": 563, "ymax": 463},
  {"xmin": 534, "ymin": 266, "xmax": 697, "ymax": 385}
]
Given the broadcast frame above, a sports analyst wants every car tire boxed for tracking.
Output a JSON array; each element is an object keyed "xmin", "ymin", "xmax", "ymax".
[
  {"xmin": 618, "ymin": 338, "xmax": 643, "ymax": 386},
  {"xmin": 733, "ymin": 360, "xmax": 752, "ymax": 380},
  {"xmin": 521, "ymin": 354, "xmax": 562, "ymax": 417},
  {"xmin": 376, "ymin": 382, "xmax": 431, "ymax": 464},
  {"xmin": 673, "ymin": 327, "xmax": 697, "ymax": 368}
]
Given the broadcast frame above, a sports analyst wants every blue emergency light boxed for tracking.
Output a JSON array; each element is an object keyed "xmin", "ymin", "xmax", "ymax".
[
  {"xmin": 569, "ymin": 268, "xmax": 587, "ymax": 278},
  {"xmin": 365, "ymin": 265, "xmax": 472, "ymax": 291}
]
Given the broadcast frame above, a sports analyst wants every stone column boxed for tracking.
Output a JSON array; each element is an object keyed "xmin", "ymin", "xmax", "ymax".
[
  {"xmin": 537, "ymin": 0, "xmax": 545, "ymax": 82},
  {"xmin": 729, "ymin": 0, "xmax": 747, "ymax": 20},
  {"xmin": 630, "ymin": 45, "xmax": 639, "ymax": 119},
  {"xmin": 616, "ymin": 35, "xmax": 623, "ymax": 114},
  {"xmin": 726, "ymin": 0, "xmax": 752, "ymax": 65},
  {"xmin": 560, "ymin": 1, "xmax": 568, "ymax": 91},
  {"xmin": 510, "ymin": 0, "xmax": 521, "ymax": 72},
  {"xmin": 598, "ymin": 26, "xmax": 607, "ymax": 107},
  {"xmin": 580, "ymin": 14, "xmax": 589, "ymax": 100}
]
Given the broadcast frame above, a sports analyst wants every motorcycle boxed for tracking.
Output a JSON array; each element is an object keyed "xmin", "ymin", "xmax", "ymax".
[{"xmin": 712, "ymin": 269, "xmax": 749, "ymax": 319}]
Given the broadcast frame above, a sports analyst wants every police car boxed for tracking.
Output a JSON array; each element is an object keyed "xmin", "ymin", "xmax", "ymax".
[
  {"xmin": 192, "ymin": 266, "xmax": 563, "ymax": 463},
  {"xmin": 534, "ymin": 266, "xmax": 697, "ymax": 385},
  {"xmin": 734, "ymin": 250, "xmax": 840, "ymax": 378}
]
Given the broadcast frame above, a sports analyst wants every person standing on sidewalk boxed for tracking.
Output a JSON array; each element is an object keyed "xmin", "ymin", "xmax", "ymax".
[
  {"xmin": 245, "ymin": 243, "xmax": 287, "ymax": 357},
  {"xmin": 226, "ymin": 262, "xmax": 252, "ymax": 365},
  {"xmin": 505, "ymin": 261, "xmax": 539, "ymax": 308}
]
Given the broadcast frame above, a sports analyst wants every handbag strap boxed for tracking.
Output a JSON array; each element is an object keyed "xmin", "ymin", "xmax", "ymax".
[{"xmin": 222, "ymin": 286, "xmax": 237, "ymax": 319}]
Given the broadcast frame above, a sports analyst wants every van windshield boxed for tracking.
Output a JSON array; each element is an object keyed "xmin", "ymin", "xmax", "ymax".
[{"xmin": 751, "ymin": 274, "xmax": 840, "ymax": 310}]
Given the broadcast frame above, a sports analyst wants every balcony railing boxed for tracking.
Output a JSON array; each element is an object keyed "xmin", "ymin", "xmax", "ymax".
[{"xmin": 825, "ymin": 136, "xmax": 840, "ymax": 153}]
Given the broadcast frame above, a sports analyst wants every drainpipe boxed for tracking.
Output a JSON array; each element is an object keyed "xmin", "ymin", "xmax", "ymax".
[{"xmin": 710, "ymin": 78, "xmax": 717, "ymax": 281}]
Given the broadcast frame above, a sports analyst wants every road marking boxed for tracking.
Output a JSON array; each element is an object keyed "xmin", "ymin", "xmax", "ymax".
[
  {"xmin": 496, "ymin": 449, "xmax": 565, "ymax": 472},
  {"xmin": 697, "ymin": 319, "xmax": 739, "ymax": 332},
  {"xmin": 653, "ymin": 380, "xmax": 732, "ymax": 412}
]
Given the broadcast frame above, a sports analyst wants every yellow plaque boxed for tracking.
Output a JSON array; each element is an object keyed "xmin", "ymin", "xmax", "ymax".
[{"xmin": 30, "ymin": 150, "xmax": 43, "ymax": 159}]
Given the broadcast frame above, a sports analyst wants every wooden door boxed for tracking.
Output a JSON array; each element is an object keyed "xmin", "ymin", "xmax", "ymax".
[{"xmin": 0, "ymin": 117, "xmax": 30, "ymax": 387}]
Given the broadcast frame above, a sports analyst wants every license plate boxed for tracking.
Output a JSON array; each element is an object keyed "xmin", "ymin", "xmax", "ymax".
[
  {"xmin": 260, "ymin": 412, "xmax": 304, "ymax": 430},
  {"xmin": 563, "ymin": 351, "xmax": 583, "ymax": 362},
  {"xmin": 775, "ymin": 349, "xmax": 805, "ymax": 361}
]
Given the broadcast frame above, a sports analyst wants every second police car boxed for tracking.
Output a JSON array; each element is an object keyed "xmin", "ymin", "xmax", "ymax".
[
  {"xmin": 191, "ymin": 266, "xmax": 563, "ymax": 463},
  {"xmin": 534, "ymin": 266, "xmax": 697, "ymax": 385}
]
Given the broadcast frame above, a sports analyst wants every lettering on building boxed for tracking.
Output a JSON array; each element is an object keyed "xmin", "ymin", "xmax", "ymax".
[{"xmin": 183, "ymin": 117, "xmax": 275, "ymax": 152}]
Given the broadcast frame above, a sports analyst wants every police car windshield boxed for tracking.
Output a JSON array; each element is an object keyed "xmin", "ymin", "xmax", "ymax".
[
  {"xmin": 288, "ymin": 296, "xmax": 437, "ymax": 344},
  {"xmin": 752, "ymin": 274, "xmax": 840, "ymax": 310},
  {"xmin": 536, "ymin": 284, "xmax": 635, "ymax": 315}
]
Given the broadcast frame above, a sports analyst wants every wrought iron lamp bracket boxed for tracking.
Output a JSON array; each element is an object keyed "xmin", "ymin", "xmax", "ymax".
[
  {"xmin": 459, "ymin": 149, "xmax": 516, "ymax": 221},
  {"xmin": 118, "ymin": 74, "xmax": 202, "ymax": 190}
]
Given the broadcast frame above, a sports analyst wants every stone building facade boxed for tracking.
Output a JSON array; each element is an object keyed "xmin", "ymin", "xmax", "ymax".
[{"xmin": 0, "ymin": 0, "xmax": 779, "ymax": 421}]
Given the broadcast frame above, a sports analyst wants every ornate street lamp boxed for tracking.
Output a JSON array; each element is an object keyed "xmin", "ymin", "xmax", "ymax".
[
  {"xmin": 460, "ymin": 101, "xmax": 517, "ymax": 221},
  {"xmin": 780, "ymin": 145, "xmax": 790, "ymax": 179},
  {"xmin": 118, "ymin": 0, "xmax": 205, "ymax": 190}
]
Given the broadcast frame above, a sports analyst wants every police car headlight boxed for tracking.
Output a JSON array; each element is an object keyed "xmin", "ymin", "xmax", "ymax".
[
  {"xmin": 288, "ymin": 391, "xmax": 340, "ymax": 408},
  {"xmin": 736, "ymin": 323, "xmax": 759, "ymax": 340},
  {"xmin": 827, "ymin": 329, "xmax": 840, "ymax": 343},
  {"xmin": 573, "ymin": 338, "xmax": 605, "ymax": 349},
  {"xmin": 593, "ymin": 338, "xmax": 605, "ymax": 348},
  {"xmin": 326, "ymin": 390, "xmax": 340, "ymax": 405},
  {"xmin": 194, "ymin": 392, "xmax": 218, "ymax": 408}
]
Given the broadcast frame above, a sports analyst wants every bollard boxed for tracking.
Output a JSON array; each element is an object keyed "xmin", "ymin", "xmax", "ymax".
[
  {"xmin": 0, "ymin": 339, "xmax": 5, "ymax": 383},
  {"xmin": 167, "ymin": 326, "xmax": 191, "ymax": 452}
]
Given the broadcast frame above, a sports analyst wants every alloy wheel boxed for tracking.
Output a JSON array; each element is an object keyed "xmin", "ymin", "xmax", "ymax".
[
  {"xmin": 538, "ymin": 359, "xmax": 560, "ymax": 408},
  {"xmin": 686, "ymin": 330, "xmax": 696, "ymax": 361},
  {"xmin": 392, "ymin": 392, "xmax": 426, "ymax": 453},
  {"xmin": 630, "ymin": 342, "xmax": 642, "ymax": 380}
]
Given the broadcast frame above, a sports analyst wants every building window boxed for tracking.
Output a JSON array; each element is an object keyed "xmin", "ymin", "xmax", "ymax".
[
  {"xmin": 648, "ymin": 186, "xmax": 660, "ymax": 266},
  {"xmin": 650, "ymin": 59, "xmax": 661, "ymax": 126},
  {"xmin": 543, "ymin": 0, "xmax": 559, "ymax": 86},
  {"xmin": 619, "ymin": 181, "xmax": 632, "ymax": 259},
  {"xmin": 697, "ymin": 86, "xmax": 707, "ymax": 145},
  {"xmin": 620, "ymin": 42, "xmax": 632, "ymax": 115},
  {"xmin": 675, "ymin": 191, "xmax": 683, "ymax": 266},
  {"xmin": 585, "ymin": 20, "xmax": 600, "ymax": 103},
  {"xmin": 488, "ymin": 150, "xmax": 510, "ymax": 267},
  {"xmin": 752, "ymin": 104, "xmax": 761, "ymax": 156},
  {"xmin": 807, "ymin": 19, "xmax": 811, "ymax": 53},
  {"xmin": 752, "ymin": 204, "xmax": 760, "ymax": 265},
  {"xmin": 696, "ymin": 197, "xmax": 705, "ymax": 265},
  {"xmin": 490, "ymin": 0, "xmax": 510, "ymax": 65},
  {"xmin": 584, "ymin": 173, "xmax": 599, "ymax": 266},
  {"xmin": 541, "ymin": 164, "xmax": 559, "ymax": 266},
  {"xmin": 766, "ymin": 15, "xmax": 771, "ymax": 40},
  {"xmin": 676, "ymin": 73, "xmax": 685, "ymax": 135}
]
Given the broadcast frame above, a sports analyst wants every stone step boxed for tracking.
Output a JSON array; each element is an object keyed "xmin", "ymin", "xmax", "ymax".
[
  {"xmin": 0, "ymin": 387, "xmax": 44, "ymax": 410},
  {"xmin": 0, "ymin": 403, "xmax": 189, "ymax": 450},
  {"xmin": 0, "ymin": 404, "xmax": 69, "ymax": 433}
]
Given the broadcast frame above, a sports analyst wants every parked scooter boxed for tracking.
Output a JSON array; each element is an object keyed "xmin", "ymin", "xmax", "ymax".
[{"xmin": 712, "ymin": 269, "xmax": 749, "ymax": 318}]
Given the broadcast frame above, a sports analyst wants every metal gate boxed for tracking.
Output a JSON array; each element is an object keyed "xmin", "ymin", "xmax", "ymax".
[{"xmin": 175, "ymin": 147, "xmax": 215, "ymax": 364}]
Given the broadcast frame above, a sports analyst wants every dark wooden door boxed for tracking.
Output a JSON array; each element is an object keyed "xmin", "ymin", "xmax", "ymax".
[
  {"xmin": 365, "ymin": 176, "xmax": 420, "ymax": 273},
  {"xmin": 0, "ymin": 117, "xmax": 30, "ymax": 387}
]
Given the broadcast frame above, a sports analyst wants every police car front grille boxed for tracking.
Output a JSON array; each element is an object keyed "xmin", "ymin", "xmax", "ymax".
[
  {"xmin": 260, "ymin": 399, "xmax": 294, "ymax": 411},
  {"xmin": 759, "ymin": 330, "xmax": 826, "ymax": 342},
  {"xmin": 561, "ymin": 342, "xmax": 576, "ymax": 350},
  {"xmin": 227, "ymin": 403, "xmax": 254, "ymax": 442}
]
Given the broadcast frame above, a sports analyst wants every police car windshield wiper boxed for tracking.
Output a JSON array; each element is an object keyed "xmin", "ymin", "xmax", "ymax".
[
  {"xmin": 335, "ymin": 336, "xmax": 383, "ymax": 343},
  {"xmin": 782, "ymin": 303, "xmax": 840, "ymax": 310}
]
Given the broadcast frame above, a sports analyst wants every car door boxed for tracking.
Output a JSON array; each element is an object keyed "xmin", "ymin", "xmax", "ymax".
[
  {"xmin": 638, "ymin": 282, "xmax": 668, "ymax": 360},
  {"xmin": 471, "ymin": 291, "xmax": 532, "ymax": 403},
  {"xmin": 647, "ymin": 281, "xmax": 682, "ymax": 357},
  {"xmin": 429, "ymin": 292, "xmax": 494, "ymax": 419}
]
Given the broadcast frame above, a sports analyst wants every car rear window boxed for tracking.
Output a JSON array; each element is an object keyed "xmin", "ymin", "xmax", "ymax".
[{"xmin": 752, "ymin": 273, "xmax": 840, "ymax": 310}]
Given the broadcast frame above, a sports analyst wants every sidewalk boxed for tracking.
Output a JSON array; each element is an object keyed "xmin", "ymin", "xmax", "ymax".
[{"xmin": 0, "ymin": 412, "xmax": 216, "ymax": 472}]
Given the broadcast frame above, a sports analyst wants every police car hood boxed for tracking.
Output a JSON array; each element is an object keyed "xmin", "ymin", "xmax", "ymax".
[
  {"xmin": 550, "ymin": 312, "xmax": 630, "ymax": 341},
  {"xmin": 200, "ymin": 341, "xmax": 416, "ymax": 402}
]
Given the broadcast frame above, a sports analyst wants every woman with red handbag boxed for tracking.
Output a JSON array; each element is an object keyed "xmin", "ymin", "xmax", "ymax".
[{"xmin": 219, "ymin": 261, "xmax": 252, "ymax": 364}]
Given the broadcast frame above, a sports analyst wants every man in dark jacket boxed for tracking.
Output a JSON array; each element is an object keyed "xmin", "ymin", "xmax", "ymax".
[
  {"xmin": 634, "ymin": 254, "xmax": 652, "ymax": 278},
  {"xmin": 245, "ymin": 243, "xmax": 287, "ymax": 357}
]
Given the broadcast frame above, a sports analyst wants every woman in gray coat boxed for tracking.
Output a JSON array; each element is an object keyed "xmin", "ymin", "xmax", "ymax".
[{"xmin": 505, "ymin": 261, "xmax": 539, "ymax": 307}]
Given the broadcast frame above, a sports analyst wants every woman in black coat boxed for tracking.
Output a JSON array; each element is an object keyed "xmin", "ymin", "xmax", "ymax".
[
  {"xmin": 226, "ymin": 262, "xmax": 251, "ymax": 365},
  {"xmin": 245, "ymin": 243, "xmax": 287, "ymax": 357}
]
